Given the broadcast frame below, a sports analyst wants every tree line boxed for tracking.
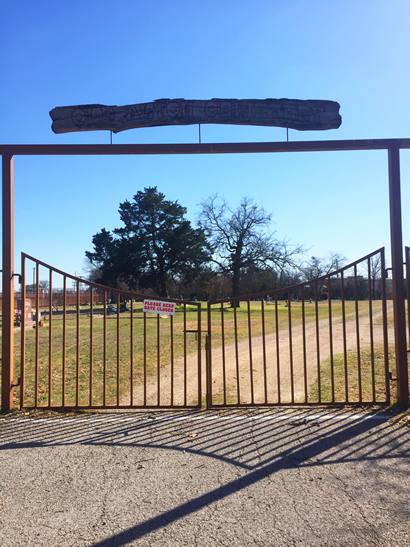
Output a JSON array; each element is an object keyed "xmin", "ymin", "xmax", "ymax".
[{"xmin": 85, "ymin": 186, "xmax": 349, "ymax": 303}]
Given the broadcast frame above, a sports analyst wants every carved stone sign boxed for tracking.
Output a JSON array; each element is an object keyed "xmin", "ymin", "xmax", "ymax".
[{"xmin": 50, "ymin": 98, "xmax": 341, "ymax": 134}]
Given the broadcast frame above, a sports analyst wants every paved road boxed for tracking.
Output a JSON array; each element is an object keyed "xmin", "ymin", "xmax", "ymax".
[{"xmin": 0, "ymin": 408, "xmax": 409, "ymax": 546}]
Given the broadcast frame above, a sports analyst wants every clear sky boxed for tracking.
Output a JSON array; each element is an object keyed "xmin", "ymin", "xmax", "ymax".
[{"xmin": 1, "ymin": 0, "xmax": 410, "ymax": 277}]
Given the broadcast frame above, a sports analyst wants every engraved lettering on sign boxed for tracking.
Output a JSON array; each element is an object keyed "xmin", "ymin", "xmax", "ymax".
[{"xmin": 50, "ymin": 98, "xmax": 342, "ymax": 134}]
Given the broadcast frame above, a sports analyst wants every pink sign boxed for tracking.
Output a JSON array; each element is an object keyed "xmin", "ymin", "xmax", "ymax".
[{"xmin": 143, "ymin": 299, "xmax": 176, "ymax": 316}]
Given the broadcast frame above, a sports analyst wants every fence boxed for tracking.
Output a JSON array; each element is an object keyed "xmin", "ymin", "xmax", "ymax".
[
  {"xmin": 206, "ymin": 248, "xmax": 391, "ymax": 407},
  {"xmin": 18, "ymin": 253, "xmax": 202, "ymax": 409}
]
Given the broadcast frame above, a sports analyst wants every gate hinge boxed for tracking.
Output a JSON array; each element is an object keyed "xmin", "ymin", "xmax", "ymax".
[{"xmin": 388, "ymin": 371, "xmax": 397, "ymax": 381}]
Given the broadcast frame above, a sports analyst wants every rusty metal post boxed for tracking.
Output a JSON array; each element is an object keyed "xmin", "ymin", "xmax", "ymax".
[
  {"xmin": 205, "ymin": 303, "xmax": 212, "ymax": 409},
  {"xmin": 1, "ymin": 153, "xmax": 14, "ymax": 411},
  {"xmin": 388, "ymin": 146, "xmax": 409, "ymax": 407}
]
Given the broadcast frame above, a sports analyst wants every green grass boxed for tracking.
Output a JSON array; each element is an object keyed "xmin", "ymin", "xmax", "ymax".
[
  {"xmin": 17, "ymin": 304, "xmax": 201, "ymax": 407},
  {"xmin": 209, "ymin": 299, "xmax": 372, "ymax": 343},
  {"xmin": 309, "ymin": 345, "xmax": 394, "ymax": 403}
]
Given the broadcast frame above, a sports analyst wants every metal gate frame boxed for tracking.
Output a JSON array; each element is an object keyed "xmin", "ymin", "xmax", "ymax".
[
  {"xmin": 205, "ymin": 248, "xmax": 391, "ymax": 408},
  {"xmin": 1, "ymin": 138, "xmax": 410, "ymax": 410},
  {"xmin": 19, "ymin": 253, "xmax": 202, "ymax": 410}
]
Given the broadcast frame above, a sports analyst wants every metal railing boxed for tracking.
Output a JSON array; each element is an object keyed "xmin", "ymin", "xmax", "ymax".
[
  {"xmin": 206, "ymin": 248, "xmax": 391, "ymax": 407},
  {"xmin": 19, "ymin": 253, "xmax": 202, "ymax": 409},
  {"xmin": 11, "ymin": 248, "xmax": 401, "ymax": 410}
]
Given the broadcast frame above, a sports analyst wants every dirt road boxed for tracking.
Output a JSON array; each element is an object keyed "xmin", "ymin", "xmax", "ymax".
[{"xmin": 143, "ymin": 304, "xmax": 391, "ymax": 406}]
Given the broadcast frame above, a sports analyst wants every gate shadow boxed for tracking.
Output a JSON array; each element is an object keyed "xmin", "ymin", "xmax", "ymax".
[{"xmin": 0, "ymin": 407, "xmax": 408, "ymax": 544}]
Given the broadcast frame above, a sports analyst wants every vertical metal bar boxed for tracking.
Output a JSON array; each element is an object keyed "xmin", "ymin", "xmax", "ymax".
[
  {"xmin": 381, "ymin": 250, "xmax": 390, "ymax": 403},
  {"xmin": 328, "ymin": 277, "xmax": 334, "ymax": 403},
  {"xmin": 130, "ymin": 298, "xmax": 133, "ymax": 406},
  {"xmin": 197, "ymin": 303, "xmax": 202, "ymax": 408},
  {"xmin": 288, "ymin": 296, "xmax": 294, "ymax": 404},
  {"xmin": 247, "ymin": 300, "xmax": 254, "ymax": 404},
  {"xmin": 103, "ymin": 290, "xmax": 107, "ymax": 406},
  {"xmin": 261, "ymin": 299, "xmax": 268, "ymax": 404},
  {"xmin": 315, "ymin": 281, "xmax": 321, "ymax": 403},
  {"xmin": 1, "ymin": 153, "xmax": 14, "ymax": 411},
  {"xmin": 407, "ymin": 247, "xmax": 410, "ymax": 350},
  {"xmin": 301, "ymin": 286, "xmax": 307, "ymax": 403},
  {"xmin": 206, "ymin": 303, "xmax": 212, "ymax": 408},
  {"xmin": 89, "ymin": 286, "xmax": 93, "ymax": 406},
  {"xmin": 157, "ymin": 312, "xmax": 160, "ymax": 406},
  {"xmin": 354, "ymin": 265, "xmax": 362, "ymax": 402},
  {"xmin": 233, "ymin": 304, "xmax": 240, "ymax": 404},
  {"xmin": 76, "ymin": 280, "xmax": 80, "ymax": 406},
  {"xmin": 35, "ymin": 262, "xmax": 39, "ymax": 407},
  {"xmin": 19, "ymin": 254, "xmax": 26, "ymax": 409},
  {"xmin": 143, "ymin": 310, "xmax": 147, "ymax": 406},
  {"xmin": 62, "ymin": 276, "xmax": 66, "ymax": 407},
  {"xmin": 183, "ymin": 303, "xmax": 187, "ymax": 406},
  {"xmin": 48, "ymin": 269, "xmax": 52, "ymax": 407},
  {"xmin": 388, "ymin": 146, "xmax": 408, "ymax": 406},
  {"xmin": 341, "ymin": 271, "xmax": 348, "ymax": 402},
  {"xmin": 367, "ymin": 257, "xmax": 376, "ymax": 402},
  {"xmin": 116, "ymin": 293, "xmax": 120, "ymax": 407},
  {"xmin": 275, "ymin": 298, "xmax": 281, "ymax": 404},
  {"xmin": 170, "ymin": 313, "xmax": 174, "ymax": 406},
  {"xmin": 220, "ymin": 302, "xmax": 227, "ymax": 405}
]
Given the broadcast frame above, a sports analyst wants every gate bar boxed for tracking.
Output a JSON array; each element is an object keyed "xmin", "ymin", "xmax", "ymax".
[
  {"xmin": 388, "ymin": 146, "xmax": 409, "ymax": 406},
  {"xmin": 1, "ymin": 154, "xmax": 14, "ymax": 411},
  {"xmin": 2, "ymin": 138, "xmax": 410, "ymax": 156}
]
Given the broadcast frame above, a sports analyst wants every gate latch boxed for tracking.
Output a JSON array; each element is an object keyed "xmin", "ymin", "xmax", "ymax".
[{"xmin": 11, "ymin": 376, "xmax": 21, "ymax": 388}]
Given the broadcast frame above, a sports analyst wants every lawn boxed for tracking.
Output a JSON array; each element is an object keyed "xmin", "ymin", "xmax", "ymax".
[{"xmin": 309, "ymin": 345, "xmax": 393, "ymax": 404}]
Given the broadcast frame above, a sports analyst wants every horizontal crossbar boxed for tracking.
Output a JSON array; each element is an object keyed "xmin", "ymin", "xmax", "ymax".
[{"xmin": 1, "ymin": 138, "xmax": 410, "ymax": 156}]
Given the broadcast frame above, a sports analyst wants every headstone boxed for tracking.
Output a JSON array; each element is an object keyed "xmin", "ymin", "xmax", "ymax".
[{"xmin": 16, "ymin": 299, "xmax": 33, "ymax": 327}]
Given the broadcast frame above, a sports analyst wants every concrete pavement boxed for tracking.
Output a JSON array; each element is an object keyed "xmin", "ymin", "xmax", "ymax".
[{"xmin": 0, "ymin": 407, "xmax": 408, "ymax": 546}]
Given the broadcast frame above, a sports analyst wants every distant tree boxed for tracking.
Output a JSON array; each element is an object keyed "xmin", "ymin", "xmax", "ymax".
[
  {"xmin": 86, "ymin": 187, "xmax": 210, "ymax": 296},
  {"xmin": 369, "ymin": 253, "xmax": 383, "ymax": 298},
  {"xmin": 302, "ymin": 253, "xmax": 345, "ymax": 281},
  {"xmin": 301, "ymin": 253, "xmax": 346, "ymax": 299},
  {"xmin": 200, "ymin": 195, "xmax": 301, "ymax": 306}
]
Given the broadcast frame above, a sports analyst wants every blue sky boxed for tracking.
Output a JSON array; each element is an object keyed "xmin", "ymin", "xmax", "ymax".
[{"xmin": 1, "ymin": 0, "xmax": 410, "ymax": 277}]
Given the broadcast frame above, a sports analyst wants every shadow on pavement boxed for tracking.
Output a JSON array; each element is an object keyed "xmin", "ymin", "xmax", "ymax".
[{"xmin": 0, "ymin": 407, "xmax": 408, "ymax": 545}]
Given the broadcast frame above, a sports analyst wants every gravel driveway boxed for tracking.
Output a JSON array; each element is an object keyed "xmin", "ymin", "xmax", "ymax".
[{"xmin": 0, "ymin": 408, "xmax": 408, "ymax": 546}]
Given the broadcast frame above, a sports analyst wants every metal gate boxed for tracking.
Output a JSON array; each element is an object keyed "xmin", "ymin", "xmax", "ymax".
[
  {"xmin": 206, "ymin": 248, "xmax": 391, "ymax": 407},
  {"xmin": 19, "ymin": 254, "xmax": 202, "ymax": 410},
  {"xmin": 16, "ymin": 248, "xmax": 395, "ymax": 410}
]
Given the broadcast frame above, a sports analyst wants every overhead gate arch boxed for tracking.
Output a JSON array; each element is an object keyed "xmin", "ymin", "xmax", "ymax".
[{"xmin": 1, "ymin": 138, "xmax": 409, "ymax": 410}]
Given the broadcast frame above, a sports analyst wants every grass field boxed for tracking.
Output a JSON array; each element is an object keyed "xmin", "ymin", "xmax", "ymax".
[
  {"xmin": 309, "ymin": 345, "xmax": 394, "ymax": 403},
  {"xmin": 3, "ymin": 298, "xmax": 395, "ymax": 408}
]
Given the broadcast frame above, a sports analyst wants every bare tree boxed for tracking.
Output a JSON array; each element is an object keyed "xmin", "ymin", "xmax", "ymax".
[
  {"xmin": 369, "ymin": 253, "xmax": 383, "ymax": 298},
  {"xmin": 302, "ymin": 253, "xmax": 345, "ymax": 281},
  {"xmin": 200, "ymin": 195, "xmax": 301, "ymax": 306},
  {"xmin": 301, "ymin": 253, "xmax": 346, "ymax": 300}
]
